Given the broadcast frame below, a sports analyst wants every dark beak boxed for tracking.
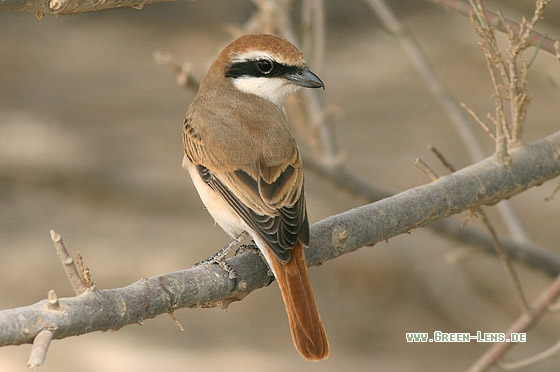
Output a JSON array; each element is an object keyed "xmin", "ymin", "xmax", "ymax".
[{"xmin": 286, "ymin": 66, "xmax": 325, "ymax": 89}]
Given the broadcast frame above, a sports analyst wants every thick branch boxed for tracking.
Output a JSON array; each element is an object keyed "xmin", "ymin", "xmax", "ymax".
[
  {"xmin": 1, "ymin": 130, "xmax": 559, "ymax": 347},
  {"xmin": 0, "ymin": 252, "xmax": 272, "ymax": 347},
  {"xmin": 0, "ymin": 0, "xmax": 171, "ymax": 15},
  {"xmin": 308, "ymin": 130, "xmax": 560, "ymax": 265}
]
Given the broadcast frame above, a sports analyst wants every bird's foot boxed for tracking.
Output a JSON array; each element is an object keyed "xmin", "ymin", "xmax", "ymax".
[
  {"xmin": 234, "ymin": 240, "xmax": 261, "ymax": 257},
  {"xmin": 234, "ymin": 240, "xmax": 274, "ymax": 285},
  {"xmin": 194, "ymin": 232, "xmax": 248, "ymax": 280}
]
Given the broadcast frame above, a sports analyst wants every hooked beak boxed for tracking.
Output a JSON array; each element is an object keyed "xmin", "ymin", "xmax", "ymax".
[{"xmin": 285, "ymin": 66, "xmax": 325, "ymax": 89}]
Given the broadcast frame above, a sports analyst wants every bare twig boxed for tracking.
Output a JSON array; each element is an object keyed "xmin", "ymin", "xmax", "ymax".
[
  {"xmin": 414, "ymin": 158, "xmax": 439, "ymax": 182},
  {"xmin": 476, "ymin": 210, "xmax": 529, "ymax": 311},
  {"xmin": 460, "ymin": 103, "xmax": 496, "ymax": 140},
  {"xmin": 545, "ymin": 181, "xmax": 560, "ymax": 201},
  {"xmin": 498, "ymin": 339, "xmax": 560, "ymax": 370},
  {"xmin": 464, "ymin": 0, "xmax": 557, "ymax": 246},
  {"xmin": 0, "ymin": 0, "xmax": 171, "ymax": 16},
  {"xmin": 467, "ymin": 273, "xmax": 560, "ymax": 372},
  {"xmin": 429, "ymin": 145, "xmax": 457, "ymax": 173},
  {"xmin": 469, "ymin": 0, "xmax": 511, "ymax": 163},
  {"xmin": 27, "ymin": 330, "xmax": 53, "ymax": 369},
  {"xmin": 50, "ymin": 230, "xmax": 89, "ymax": 296},
  {"xmin": 469, "ymin": 0, "xmax": 550, "ymax": 153},
  {"xmin": 167, "ymin": 311, "xmax": 185, "ymax": 332},
  {"xmin": 428, "ymin": 146, "xmax": 529, "ymax": 311},
  {"xmin": 424, "ymin": 0, "xmax": 560, "ymax": 60}
]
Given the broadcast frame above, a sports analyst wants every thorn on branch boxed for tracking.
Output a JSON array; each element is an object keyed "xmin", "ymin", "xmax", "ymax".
[
  {"xmin": 76, "ymin": 252, "xmax": 94, "ymax": 289},
  {"xmin": 544, "ymin": 181, "xmax": 560, "ymax": 202},
  {"xmin": 167, "ymin": 311, "xmax": 185, "ymax": 332},
  {"xmin": 47, "ymin": 290, "xmax": 60, "ymax": 311}
]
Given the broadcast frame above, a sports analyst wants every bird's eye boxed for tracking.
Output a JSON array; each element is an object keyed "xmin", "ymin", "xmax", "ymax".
[{"xmin": 257, "ymin": 59, "xmax": 274, "ymax": 74}]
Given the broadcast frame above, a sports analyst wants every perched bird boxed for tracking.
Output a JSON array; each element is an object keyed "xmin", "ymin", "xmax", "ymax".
[{"xmin": 182, "ymin": 33, "xmax": 328, "ymax": 361}]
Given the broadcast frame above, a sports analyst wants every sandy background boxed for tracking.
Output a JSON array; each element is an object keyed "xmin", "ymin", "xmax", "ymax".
[{"xmin": 1, "ymin": 1, "xmax": 560, "ymax": 371}]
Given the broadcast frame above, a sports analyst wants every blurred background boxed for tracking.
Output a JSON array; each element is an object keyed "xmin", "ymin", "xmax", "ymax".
[{"xmin": 1, "ymin": 1, "xmax": 559, "ymax": 371}]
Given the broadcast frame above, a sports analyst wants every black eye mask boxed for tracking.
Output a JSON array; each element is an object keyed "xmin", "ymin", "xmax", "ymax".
[{"xmin": 225, "ymin": 59, "xmax": 301, "ymax": 79}]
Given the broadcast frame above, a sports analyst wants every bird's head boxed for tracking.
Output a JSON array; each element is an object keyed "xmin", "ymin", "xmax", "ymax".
[{"xmin": 212, "ymin": 33, "xmax": 324, "ymax": 107}]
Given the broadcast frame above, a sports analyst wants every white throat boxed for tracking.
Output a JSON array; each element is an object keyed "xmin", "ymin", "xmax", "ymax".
[{"xmin": 232, "ymin": 76, "xmax": 300, "ymax": 108}]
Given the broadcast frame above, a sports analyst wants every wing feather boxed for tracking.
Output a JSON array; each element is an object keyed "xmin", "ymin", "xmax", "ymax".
[{"xmin": 183, "ymin": 106, "xmax": 309, "ymax": 264}]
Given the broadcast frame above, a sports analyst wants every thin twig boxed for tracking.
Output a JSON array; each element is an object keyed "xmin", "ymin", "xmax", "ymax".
[
  {"xmin": 470, "ymin": 0, "xmax": 511, "ymax": 164},
  {"xmin": 424, "ymin": 0, "xmax": 560, "ymax": 59},
  {"xmin": 544, "ymin": 182, "xmax": 560, "ymax": 201},
  {"xmin": 476, "ymin": 210, "xmax": 530, "ymax": 312},
  {"xmin": 414, "ymin": 158, "xmax": 439, "ymax": 182},
  {"xmin": 429, "ymin": 145, "xmax": 457, "ymax": 172},
  {"xmin": 498, "ymin": 339, "xmax": 560, "ymax": 370},
  {"xmin": 167, "ymin": 311, "xmax": 185, "ymax": 332},
  {"xmin": 466, "ymin": 0, "xmax": 556, "ymax": 246},
  {"xmin": 466, "ymin": 273, "xmax": 560, "ymax": 372},
  {"xmin": 27, "ymin": 330, "xmax": 53, "ymax": 369},
  {"xmin": 460, "ymin": 103, "xmax": 496, "ymax": 140},
  {"xmin": 429, "ymin": 146, "xmax": 529, "ymax": 312},
  {"xmin": 50, "ymin": 230, "xmax": 88, "ymax": 295}
]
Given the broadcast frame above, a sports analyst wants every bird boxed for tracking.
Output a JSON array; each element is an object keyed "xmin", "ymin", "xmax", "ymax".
[{"xmin": 182, "ymin": 33, "xmax": 329, "ymax": 361}]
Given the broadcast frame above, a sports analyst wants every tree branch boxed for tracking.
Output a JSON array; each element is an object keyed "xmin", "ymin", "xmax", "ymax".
[
  {"xmin": 0, "ymin": 0, "xmax": 171, "ymax": 16},
  {"xmin": 1, "ymin": 129, "xmax": 559, "ymax": 349},
  {"xmin": 305, "ymin": 153, "xmax": 560, "ymax": 278}
]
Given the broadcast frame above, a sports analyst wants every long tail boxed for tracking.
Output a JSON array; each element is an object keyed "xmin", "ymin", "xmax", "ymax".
[{"xmin": 264, "ymin": 241, "xmax": 329, "ymax": 361}]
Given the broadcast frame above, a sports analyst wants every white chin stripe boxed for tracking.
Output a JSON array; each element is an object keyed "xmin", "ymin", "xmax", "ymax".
[{"xmin": 232, "ymin": 77, "xmax": 300, "ymax": 107}]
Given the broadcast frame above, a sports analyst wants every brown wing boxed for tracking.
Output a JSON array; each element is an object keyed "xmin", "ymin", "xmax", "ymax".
[{"xmin": 183, "ymin": 109, "xmax": 309, "ymax": 264}]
